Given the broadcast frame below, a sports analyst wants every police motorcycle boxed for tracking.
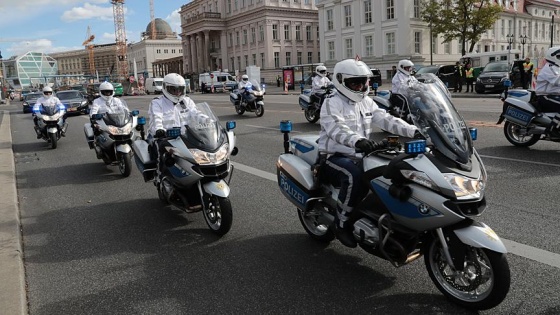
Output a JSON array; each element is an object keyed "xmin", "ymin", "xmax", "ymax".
[
  {"xmin": 497, "ymin": 80, "xmax": 560, "ymax": 146},
  {"xmin": 132, "ymin": 102, "xmax": 239, "ymax": 236},
  {"xmin": 298, "ymin": 83, "xmax": 335, "ymax": 123},
  {"xmin": 33, "ymin": 102, "xmax": 68, "ymax": 149},
  {"xmin": 229, "ymin": 79, "xmax": 265, "ymax": 117},
  {"xmin": 84, "ymin": 104, "xmax": 139, "ymax": 177},
  {"xmin": 276, "ymin": 80, "xmax": 510, "ymax": 310}
]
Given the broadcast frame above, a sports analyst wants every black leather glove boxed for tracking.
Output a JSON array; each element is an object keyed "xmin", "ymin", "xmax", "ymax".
[
  {"xmin": 413, "ymin": 130, "xmax": 425, "ymax": 140},
  {"xmin": 155, "ymin": 129, "xmax": 166, "ymax": 138},
  {"xmin": 355, "ymin": 139, "xmax": 377, "ymax": 154}
]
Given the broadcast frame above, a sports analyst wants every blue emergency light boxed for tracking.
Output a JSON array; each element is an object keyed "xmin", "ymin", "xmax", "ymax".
[
  {"xmin": 166, "ymin": 127, "xmax": 181, "ymax": 138},
  {"xmin": 469, "ymin": 127, "xmax": 478, "ymax": 141},
  {"xmin": 372, "ymin": 83, "xmax": 378, "ymax": 89},
  {"xmin": 137, "ymin": 116, "xmax": 146, "ymax": 125},
  {"xmin": 131, "ymin": 110, "xmax": 139, "ymax": 116},
  {"xmin": 280, "ymin": 120, "xmax": 292, "ymax": 133},
  {"xmin": 503, "ymin": 79, "xmax": 512, "ymax": 88},
  {"xmin": 226, "ymin": 121, "xmax": 236, "ymax": 131}
]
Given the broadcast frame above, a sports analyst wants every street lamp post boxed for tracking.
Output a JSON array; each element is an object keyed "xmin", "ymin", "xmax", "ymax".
[
  {"xmin": 520, "ymin": 35, "xmax": 528, "ymax": 58},
  {"xmin": 506, "ymin": 34, "xmax": 514, "ymax": 81}
]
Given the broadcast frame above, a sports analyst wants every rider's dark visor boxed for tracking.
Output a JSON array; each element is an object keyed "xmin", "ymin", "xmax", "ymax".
[
  {"xmin": 166, "ymin": 85, "xmax": 184, "ymax": 96},
  {"xmin": 318, "ymin": 70, "xmax": 326, "ymax": 74},
  {"xmin": 44, "ymin": 91, "xmax": 52, "ymax": 95},
  {"xmin": 345, "ymin": 77, "xmax": 368, "ymax": 92},
  {"xmin": 101, "ymin": 90, "xmax": 113, "ymax": 96}
]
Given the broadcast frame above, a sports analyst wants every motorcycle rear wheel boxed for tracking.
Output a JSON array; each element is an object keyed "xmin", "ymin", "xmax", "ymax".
[
  {"xmin": 49, "ymin": 133, "xmax": 57, "ymax": 149},
  {"xmin": 235, "ymin": 105, "xmax": 245, "ymax": 115},
  {"xmin": 297, "ymin": 208, "xmax": 335, "ymax": 242},
  {"xmin": 118, "ymin": 152, "xmax": 132, "ymax": 177},
  {"xmin": 255, "ymin": 104, "xmax": 264, "ymax": 117},
  {"xmin": 503, "ymin": 121, "xmax": 540, "ymax": 147},
  {"xmin": 203, "ymin": 196, "xmax": 233, "ymax": 236},
  {"xmin": 425, "ymin": 240, "xmax": 510, "ymax": 310},
  {"xmin": 304, "ymin": 108, "xmax": 320, "ymax": 123}
]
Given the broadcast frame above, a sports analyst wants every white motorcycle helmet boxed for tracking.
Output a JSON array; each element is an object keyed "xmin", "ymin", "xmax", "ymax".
[
  {"xmin": 241, "ymin": 74, "xmax": 249, "ymax": 82},
  {"xmin": 545, "ymin": 46, "xmax": 560, "ymax": 66},
  {"xmin": 162, "ymin": 73, "xmax": 186, "ymax": 104},
  {"xmin": 332, "ymin": 59, "xmax": 371, "ymax": 103},
  {"xmin": 99, "ymin": 81, "xmax": 114, "ymax": 102},
  {"xmin": 397, "ymin": 59, "xmax": 415, "ymax": 76},
  {"xmin": 42, "ymin": 86, "xmax": 53, "ymax": 100},
  {"xmin": 316, "ymin": 65, "xmax": 327, "ymax": 78}
]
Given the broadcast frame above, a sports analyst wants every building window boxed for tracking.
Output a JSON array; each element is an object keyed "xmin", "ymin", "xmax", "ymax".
[
  {"xmin": 274, "ymin": 52, "xmax": 280, "ymax": 68},
  {"xmin": 444, "ymin": 42, "xmax": 450, "ymax": 54},
  {"xmin": 413, "ymin": 0, "xmax": 420, "ymax": 18},
  {"xmin": 230, "ymin": 57, "xmax": 235, "ymax": 71},
  {"xmin": 345, "ymin": 38, "xmax": 353, "ymax": 58},
  {"xmin": 273, "ymin": 25, "xmax": 278, "ymax": 40},
  {"xmin": 229, "ymin": 33, "xmax": 233, "ymax": 47},
  {"xmin": 227, "ymin": 0, "xmax": 231, "ymax": 13},
  {"xmin": 365, "ymin": 35, "xmax": 373, "ymax": 56},
  {"xmin": 326, "ymin": 9, "xmax": 334, "ymax": 30},
  {"xmin": 328, "ymin": 41, "xmax": 335, "ymax": 60},
  {"xmin": 284, "ymin": 24, "xmax": 291, "ymax": 40},
  {"xmin": 286, "ymin": 51, "xmax": 291, "ymax": 65},
  {"xmin": 251, "ymin": 27, "xmax": 256, "ymax": 43},
  {"xmin": 344, "ymin": 5, "xmax": 352, "ymax": 27},
  {"xmin": 244, "ymin": 55, "xmax": 248, "ymax": 67},
  {"xmin": 364, "ymin": 0, "xmax": 372, "ymax": 24},
  {"xmin": 236, "ymin": 31, "xmax": 240, "ymax": 45},
  {"xmin": 252, "ymin": 54, "xmax": 257, "ymax": 65},
  {"xmin": 260, "ymin": 53, "xmax": 265, "ymax": 68},
  {"xmin": 307, "ymin": 52, "xmax": 312, "ymax": 63},
  {"xmin": 259, "ymin": 25, "xmax": 264, "ymax": 42},
  {"xmin": 306, "ymin": 25, "xmax": 312, "ymax": 40},
  {"xmin": 297, "ymin": 51, "xmax": 302, "ymax": 64},
  {"xmin": 156, "ymin": 49, "xmax": 161, "ymax": 53},
  {"xmin": 414, "ymin": 31, "xmax": 421, "ymax": 53},
  {"xmin": 234, "ymin": 0, "xmax": 238, "ymax": 10},
  {"xmin": 243, "ymin": 30, "xmax": 248, "ymax": 45},
  {"xmin": 386, "ymin": 0, "xmax": 394, "ymax": 20},
  {"xmin": 295, "ymin": 25, "xmax": 301, "ymax": 41},
  {"xmin": 237, "ymin": 56, "xmax": 241, "ymax": 70},
  {"xmin": 386, "ymin": 32, "xmax": 395, "ymax": 54}
]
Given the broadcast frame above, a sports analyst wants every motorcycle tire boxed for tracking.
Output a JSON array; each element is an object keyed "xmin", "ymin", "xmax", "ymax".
[
  {"xmin": 235, "ymin": 105, "xmax": 245, "ymax": 115},
  {"xmin": 503, "ymin": 121, "xmax": 540, "ymax": 147},
  {"xmin": 203, "ymin": 196, "xmax": 233, "ymax": 236},
  {"xmin": 49, "ymin": 133, "xmax": 57, "ymax": 149},
  {"xmin": 304, "ymin": 108, "xmax": 320, "ymax": 123},
  {"xmin": 118, "ymin": 152, "xmax": 132, "ymax": 177},
  {"xmin": 297, "ymin": 208, "xmax": 335, "ymax": 243},
  {"xmin": 424, "ymin": 240, "xmax": 510, "ymax": 310},
  {"xmin": 255, "ymin": 104, "xmax": 264, "ymax": 117}
]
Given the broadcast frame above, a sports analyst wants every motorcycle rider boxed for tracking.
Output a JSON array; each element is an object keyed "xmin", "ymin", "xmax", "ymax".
[
  {"xmin": 390, "ymin": 59, "xmax": 418, "ymax": 121},
  {"xmin": 238, "ymin": 74, "xmax": 252, "ymax": 104},
  {"xmin": 90, "ymin": 81, "xmax": 128, "ymax": 116},
  {"xmin": 319, "ymin": 58, "xmax": 419, "ymax": 248},
  {"xmin": 311, "ymin": 65, "xmax": 331, "ymax": 107},
  {"xmin": 535, "ymin": 46, "xmax": 560, "ymax": 137},
  {"xmin": 33, "ymin": 86, "xmax": 67, "ymax": 138}
]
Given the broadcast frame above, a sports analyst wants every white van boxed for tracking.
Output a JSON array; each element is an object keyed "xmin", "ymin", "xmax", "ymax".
[
  {"xmin": 145, "ymin": 77, "xmax": 164, "ymax": 94},
  {"xmin": 199, "ymin": 72, "xmax": 237, "ymax": 93}
]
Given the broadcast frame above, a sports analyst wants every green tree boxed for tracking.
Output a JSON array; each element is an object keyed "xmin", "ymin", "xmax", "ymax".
[{"xmin": 421, "ymin": 0, "xmax": 503, "ymax": 56}]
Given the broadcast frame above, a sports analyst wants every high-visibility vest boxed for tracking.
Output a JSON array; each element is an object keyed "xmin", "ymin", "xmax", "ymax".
[
  {"xmin": 465, "ymin": 68, "xmax": 474, "ymax": 78},
  {"xmin": 523, "ymin": 62, "xmax": 534, "ymax": 72}
]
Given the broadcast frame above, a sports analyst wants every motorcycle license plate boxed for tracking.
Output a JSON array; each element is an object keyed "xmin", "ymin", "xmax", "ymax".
[{"xmin": 485, "ymin": 85, "xmax": 494, "ymax": 88}]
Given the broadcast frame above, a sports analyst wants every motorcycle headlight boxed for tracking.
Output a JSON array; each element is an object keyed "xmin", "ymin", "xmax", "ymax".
[
  {"xmin": 42, "ymin": 112, "xmax": 62, "ymax": 121},
  {"xmin": 189, "ymin": 143, "xmax": 229, "ymax": 165},
  {"xmin": 107, "ymin": 124, "xmax": 132, "ymax": 135},
  {"xmin": 442, "ymin": 173, "xmax": 485, "ymax": 200},
  {"xmin": 400, "ymin": 170, "xmax": 438, "ymax": 191}
]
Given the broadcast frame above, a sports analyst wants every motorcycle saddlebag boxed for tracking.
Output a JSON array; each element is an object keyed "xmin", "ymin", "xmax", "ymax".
[
  {"xmin": 299, "ymin": 94, "xmax": 311, "ymax": 110},
  {"xmin": 277, "ymin": 154, "xmax": 317, "ymax": 210},
  {"xmin": 83, "ymin": 123, "xmax": 94, "ymax": 149},
  {"xmin": 132, "ymin": 139, "xmax": 157, "ymax": 181},
  {"xmin": 503, "ymin": 97, "xmax": 535, "ymax": 127},
  {"xmin": 229, "ymin": 92, "xmax": 239, "ymax": 105},
  {"xmin": 290, "ymin": 135, "xmax": 319, "ymax": 166}
]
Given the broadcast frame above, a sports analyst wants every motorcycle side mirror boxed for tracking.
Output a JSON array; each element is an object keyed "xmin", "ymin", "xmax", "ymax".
[
  {"xmin": 226, "ymin": 121, "xmax": 236, "ymax": 131},
  {"xmin": 131, "ymin": 110, "xmax": 139, "ymax": 116},
  {"xmin": 93, "ymin": 113, "xmax": 103, "ymax": 120}
]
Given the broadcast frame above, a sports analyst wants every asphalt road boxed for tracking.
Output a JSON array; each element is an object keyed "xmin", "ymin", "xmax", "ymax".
[{"xmin": 5, "ymin": 92, "xmax": 560, "ymax": 314}]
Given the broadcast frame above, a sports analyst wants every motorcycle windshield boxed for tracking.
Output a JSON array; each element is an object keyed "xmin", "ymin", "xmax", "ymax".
[
  {"xmin": 41, "ymin": 105, "xmax": 61, "ymax": 116},
  {"xmin": 104, "ymin": 107, "xmax": 130, "ymax": 127},
  {"xmin": 180, "ymin": 102, "xmax": 225, "ymax": 151},
  {"xmin": 246, "ymin": 79, "xmax": 262, "ymax": 92},
  {"xmin": 402, "ymin": 77, "xmax": 472, "ymax": 165}
]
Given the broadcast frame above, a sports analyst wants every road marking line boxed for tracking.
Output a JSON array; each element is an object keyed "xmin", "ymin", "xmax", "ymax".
[
  {"xmin": 245, "ymin": 125, "xmax": 302, "ymax": 133},
  {"xmin": 231, "ymin": 161, "xmax": 560, "ymax": 269},
  {"xmin": 480, "ymin": 155, "xmax": 560, "ymax": 167}
]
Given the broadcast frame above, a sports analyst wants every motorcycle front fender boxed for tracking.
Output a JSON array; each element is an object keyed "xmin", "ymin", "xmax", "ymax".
[
  {"xmin": 203, "ymin": 180, "xmax": 230, "ymax": 198},
  {"xmin": 257, "ymin": 101, "xmax": 264, "ymax": 106},
  {"xmin": 47, "ymin": 127, "xmax": 58, "ymax": 134},
  {"xmin": 453, "ymin": 221, "xmax": 507, "ymax": 253},
  {"xmin": 116, "ymin": 143, "xmax": 132, "ymax": 154}
]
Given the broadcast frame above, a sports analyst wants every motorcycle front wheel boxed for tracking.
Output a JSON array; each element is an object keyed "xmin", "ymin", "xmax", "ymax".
[
  {"xmin": 304, "ymin": 108, "xmax": 320, "ymax": 123},
  {"xmin": 503, "ymin": 121, "xmax": 540, "ymax": 147},
  {"xmin": 118, "ymin": 152, "xmax": 132, "ymax": 177},
  {"xmin": 255, "ymin": 103, "xmax": 264, "ymax": 117},
  {"xmin": 235, "ymin": 105, "xmax": 245, "ymax": 115},
  {"xmin": 425, "ymin": 240, "xmax": 510, "ymax": 310},
  {"xmin": 49, "ymin": 133, "xmax": 57, "ymax": 149},
  {"xmin": 297, "ymin": 208, "xmax": 335, "ymax": 242},
  {"xmin": 203, "ymin": 196, "xmax": 233, "ymax": 236}
]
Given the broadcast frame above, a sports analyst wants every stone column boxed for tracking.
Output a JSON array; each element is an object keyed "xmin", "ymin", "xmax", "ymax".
[
  {"xmin": 190, "ymin": 36, "xmax": 197, "ymax": 74},
  {"xmin": 220, "ymin": 31, "xmax": 228, "ymax": 71},
  {"xmin": 185, "ymin": 35, "xmax": 192, "ymax": 73},
  {"xmin": 196, "ymin": 34, "xmax": 202, "ymax": 73},
  {"xmin": 204, "ymin": 30, "xmax": 210, "ymax": 71}
]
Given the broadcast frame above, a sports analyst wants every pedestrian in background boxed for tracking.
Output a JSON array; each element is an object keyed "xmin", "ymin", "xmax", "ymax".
[
  {"xmin": 523, "ymin": 57, "xmax": 534, "ymax": 89},
  {"xmin": 465, "ymin": 63, "xmax": 474, "ymax": 93},
  {"xmin": 453, "ymin": 62, "xmax": 464, "ymax": 92},
  {"xmin": 276, "ymin": 75, "xmax": 281, "ymax": 87},
  {"xmin": 391, "ymin": 65, "xmax": 397, "ymax": 78}
]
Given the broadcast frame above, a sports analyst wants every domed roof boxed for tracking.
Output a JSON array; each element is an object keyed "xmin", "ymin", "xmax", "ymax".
[{"xmin": 145, "ymin": 18, "xmax": 176, "ymax": 39}]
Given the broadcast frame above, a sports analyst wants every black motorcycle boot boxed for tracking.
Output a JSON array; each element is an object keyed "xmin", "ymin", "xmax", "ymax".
[{"xmin": 334, "ymin": 208, "xmax": 357, "ymax": 248}]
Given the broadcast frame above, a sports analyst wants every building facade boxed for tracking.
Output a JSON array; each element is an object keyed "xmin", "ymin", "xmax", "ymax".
[
  {"xmin": 3, "ymin": 51, "xmax": 58, "ymax": 89},
  {"xmin": 317, "ymin": 0, "xmax": 560, "ymax": 79},
  {"xmin": 179, "ymin": 0, "xmax": 320, "ymax": 83}
]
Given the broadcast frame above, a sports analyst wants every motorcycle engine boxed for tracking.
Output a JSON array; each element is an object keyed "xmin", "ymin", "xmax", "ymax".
[{"xmin": 353, "ymin": 218, "xmax": 379, "ymax": 246}]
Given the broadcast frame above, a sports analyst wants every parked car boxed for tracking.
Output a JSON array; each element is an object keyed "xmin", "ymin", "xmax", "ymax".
[
  {"xmin": 22, "ymin": 92, "xmax": 42, "ymax": 114},
  {"xmin": 475, "ymin": 61, "xmax": 522, "ymax": 94},
  {"xmin": 111, "ymin": 82, "xmax": 124, "ymax": 96},
  {"xmin": 56, "ymin": 90, "xmax": 89, "ymax": 115},
  {"xmin": 414, "ymin": 64, "xmax": 456, "ymax": 88}
]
